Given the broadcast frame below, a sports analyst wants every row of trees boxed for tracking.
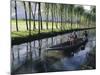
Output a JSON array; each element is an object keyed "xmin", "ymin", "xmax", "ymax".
[{"xmin": 12, "ymin": 1, "xmax": 96, "ymax": 32}]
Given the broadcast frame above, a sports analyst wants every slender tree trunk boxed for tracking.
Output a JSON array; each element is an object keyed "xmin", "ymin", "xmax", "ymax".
[
  {"xmin": 70, "ymin": 8, "xmax": 73, "ymax": 30},
  {"xmin": 38, "ymin": 3, "xmax": 41, "ymax": 34},
  {"xmin": 61, "ymin": 6, "xmax": 63, "ymax": 31},
  {"xmin": 76, "ymin": 13, "xmax": 78, "ymax": 29},
  {"xmin": 90, "ymin": 15, "xmax": 92, "ymax": 27},
  {"xmin": 40, "ymin": 8, "xmax": 43, "ymax": 30},
  {"xmin": 30, "ymin": 3, "xmax": 37, "ymax": 30},
  {"xmin": 46, "ymin": 4, "xmax": 49, "ymax": 30},
  {"xmin": 86, "ymin": 18, "xmax": 88, "ymax": 28},
  {"xmin": 80, "ymin": 14, "xmax": 83, "ymax": 28},
  {"xmin": 86, "ymin": 17, "xmax": 89, "ymax": 28},
  {"xmin": 84, "ymin": 16, "xmax": 86, "ymax": 28},
  {"xmin": 33, "ymin": 3, "xmax": 37, "ymax": 30},
  {"xmin": 65, "ymin": 7, "xmax": 67, "ymax": 30},
  {"xmin": 79, "ymin": 14, "xmax": 81, "ymax": 28},
  {"xmin": 23, "ymin": 1, "xmax": 28, "ymax": 30},
  {"xmin": 67, "ymin": 7, "xmax": 69, "ymax": 30},
  {"xmin": 53, "ymin": 5, "xmax": 55, "ymax": 30},
  {"xmin": 15, "ymin": 0, "xmax": 18, "ymax": 31},
  {"xmin": 51, "ymin": 4, "xmax": 54, "ymax": 32},
  {"xmin": 28, "ymin": 2, "xmax": 31, "ymax": 36},
  {"xmin": 56, "ymin": 6, "xmax": 58, "ymax": 29},
  {"xmin": 80, "ymin": 16, "xmax": 82, "ymax": 28},
  {"xmin": 64, "ymin": 6, "xmax": 66, "ymax": 30}
]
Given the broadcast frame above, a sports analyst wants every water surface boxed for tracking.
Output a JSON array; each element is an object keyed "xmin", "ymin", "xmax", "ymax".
[{"xmin": 11, "ymin": 29, "xmax": 96, "ymax": 74}]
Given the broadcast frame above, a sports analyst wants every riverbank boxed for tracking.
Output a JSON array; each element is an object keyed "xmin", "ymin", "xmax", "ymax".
[{"xmin": 12, "ymin": 27, "xmax": 95, "ymax": 45}]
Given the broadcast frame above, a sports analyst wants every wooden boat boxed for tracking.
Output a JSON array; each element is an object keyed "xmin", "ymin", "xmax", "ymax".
[{"xmin": 47, "ymin": 38, "xmax": 88, "ymax": 51}]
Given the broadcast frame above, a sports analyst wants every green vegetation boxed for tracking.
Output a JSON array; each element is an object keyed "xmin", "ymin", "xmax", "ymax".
[
  {"xmin": 11, "ymin": 19, "xmax": 78, "ymax": 38},
  {"xmin": 11, "ymin": 19, "xmax": 79, "ymax": 31},
  {"xmin": 11, "ymin": 1, "xmax": 96, "ymax": 45},
  {"xmin": 11, "ymin": 19, "xmax": 95, "ymax": 38}
]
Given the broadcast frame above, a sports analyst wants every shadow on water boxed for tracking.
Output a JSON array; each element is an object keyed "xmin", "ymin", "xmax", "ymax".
[{"xmin": 11, "ymin": 29, "xmax": 96, "ymax": 74}]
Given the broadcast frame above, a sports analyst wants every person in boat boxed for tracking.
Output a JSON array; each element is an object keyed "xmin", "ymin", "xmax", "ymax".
[
  {"xmin": 67, "ymin": 35, "xmax": 70, "ymax": 45},
  {"xmin": 67, "ymin": 32, "xmax": 78, "ymax": 45},
  {"xmin": 73, "ymin": 31, "xmax": 78, "ymax": 40},
  {"xmin": 67, "ymin": 33, "xmax": 73, "ymax": 45},
  {"xmin": 69, "ymin": 33, "xmax": 74, "ymax": 45},
  {"xmin": 72, "ymin": 31, "xmax": 78, "ymax": 44},
  {"xmin": 83, "ymin": 31, "xmax": 88, "ymax": 39}
]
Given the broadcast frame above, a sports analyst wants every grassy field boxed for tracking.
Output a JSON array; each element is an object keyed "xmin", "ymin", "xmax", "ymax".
[
  {"xmin": 11, "ymin": 19, "xmax": 79, "ymax": 31},
  {"xmin": 11, "ymin": 19, "xmax": 90, "ymax": 38}
]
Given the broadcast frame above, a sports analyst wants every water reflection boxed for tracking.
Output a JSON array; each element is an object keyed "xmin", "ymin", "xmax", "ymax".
[{"xmin": 11, "ymin": 29, "xmax": 96, "ymax": 74}]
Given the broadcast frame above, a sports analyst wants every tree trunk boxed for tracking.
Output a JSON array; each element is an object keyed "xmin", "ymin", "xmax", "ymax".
[
  {"xmin": 70, "ymin": 8, "xmax": 73, "ymax": 30},
  {"xmin": 28, "ymin": 2, "xmax": 31, "ymax": 36},
  {"xmin": 40, "ymin": 8, "xmax": 43, "ymax": 30},
  {"xmin": 38, "ymin": 3, "xmax": 41, "ymax": 34},
  {"xmin": 23, "ymin": 1, "xmax": 28, "ymax": 31},
  {"xmin": 61, "ymin": 6, "xmax": 63, "ymax": 31},
  {"xmin": 33, "ymin": 3, "xmax": 37, "ymax": 30},
  {"xmin": 30, "ymin": 3, "xmax": 37, "ymax": 30},
  {"xmin": 51, "ymin": 4, "xmax": 54, "ymax": 32},
  {"xmin": 46, "ymin": 4, "xmax": 49, "ymax": 30},
  {"xmin": 55, "ymin": 5, "xmax": 58, "ymax": 30},
  {"xmin": 15, "ymin": 1, "xmax": 18, "ymax": 31}
]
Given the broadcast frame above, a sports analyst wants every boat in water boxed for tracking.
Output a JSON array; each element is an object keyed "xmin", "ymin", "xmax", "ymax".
[{"xmin": 47, "ymin": 38, "xmax": 88, "ymax": 52}]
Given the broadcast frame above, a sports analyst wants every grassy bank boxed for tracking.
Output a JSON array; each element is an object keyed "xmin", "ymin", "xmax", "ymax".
[
  {"xmin": 11, "ymin": 19, "xmax": 96, "ymax": 45},
  {"xmin": 11, "ymin": 19, "xmax": 95, "ymax": 38},
  {"xmin": 12, "ymin": 27, "xmax": 96, "ymax": 45}
]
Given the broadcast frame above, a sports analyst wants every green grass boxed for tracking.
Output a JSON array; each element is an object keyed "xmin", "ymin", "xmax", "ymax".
[
  {"xmin": 11, "ymin": 29, "xmax": 62, "ymax": 38},
  {"xmin": 11, "ymin": 19, "xmax": 79, "ymax": 31},
  {"xmin": 11, "ymin": 19, "xmax": 92, "ymax": 38}
]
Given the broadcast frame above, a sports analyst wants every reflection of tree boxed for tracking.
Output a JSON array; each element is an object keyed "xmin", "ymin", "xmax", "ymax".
[
  {"xmin": 51, "ymin": 37, "xmax": 53, "ymax": 46},
  {"xmin": 38, "ymin": 39, "xmax": 42, "ymax": 58},
  {"xmin": 33, "ymin": 41, "xmax": 37, "ymax": 58},
  {"xmin": 25, "ymin": 40, "xmax": 33, "ymax": 70},
  {"xmin": 46, "ymin": 38, "xmax": 48, "ymax": 48},
  {"xmin": 11, "ymin": 47, "xmax": 15, "ymax": 61},
  {"xmin": 17, "ymin": 46, "xmax": 20, "ymax": 63},
  {"xmin": 26, "ymin": 43, "xmax": 29, "ymax": 60}
]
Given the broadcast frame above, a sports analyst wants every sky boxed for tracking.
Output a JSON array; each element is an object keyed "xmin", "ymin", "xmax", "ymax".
[{"xmin": 83, "ymin": 6, "xmax": 91, "ymax": 10}]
